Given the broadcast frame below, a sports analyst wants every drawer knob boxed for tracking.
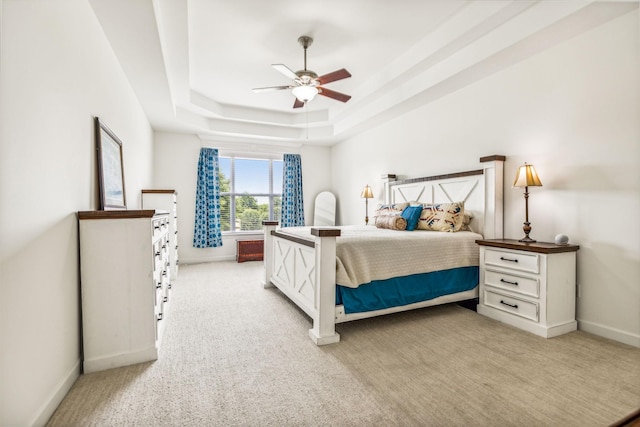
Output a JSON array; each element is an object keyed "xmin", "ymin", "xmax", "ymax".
[
  {"xmin": 500, "ymin": 300, "xmax": 518, "ymax": 309},
  {"xmin": 500, "ymin": 256, "xmax": 518, "ymax": 263},
  {"xmin": 500, "ymin": 278, "xmax": 519, "ymax": 286}
]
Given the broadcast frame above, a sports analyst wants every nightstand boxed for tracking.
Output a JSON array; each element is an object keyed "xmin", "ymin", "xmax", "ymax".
[{"xmin": 476, "ymin": 239, "xmax": 579, "ymax": 338}]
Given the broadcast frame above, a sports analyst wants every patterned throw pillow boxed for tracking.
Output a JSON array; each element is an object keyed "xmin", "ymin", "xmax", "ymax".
[
  {"xmin": 417, "ymin": 202, "xmax": 465, "ymax": 232},
  {"xmin": 374, "ymin": 202, "xmax": 409, "ymax": 216},
  {"xmin": 374, "ymin": 202, "xmax": 409, "ymax": 224}
]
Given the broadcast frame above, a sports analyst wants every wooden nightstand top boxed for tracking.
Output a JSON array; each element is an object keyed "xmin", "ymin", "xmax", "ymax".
[{"xmin": 476, "ymin": 238, "xmax": 579, "ymax": 254}]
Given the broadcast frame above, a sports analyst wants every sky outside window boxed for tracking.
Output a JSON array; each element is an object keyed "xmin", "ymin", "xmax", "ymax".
[{"xmin": 219, "ymin": 157, "xmax": 283, "ymax": 193}]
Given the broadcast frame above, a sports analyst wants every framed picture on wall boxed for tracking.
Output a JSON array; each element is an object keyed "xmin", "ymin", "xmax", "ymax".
[{"xmin": 95, "ymin": 117, "xmax": 126, "ymax": 210}]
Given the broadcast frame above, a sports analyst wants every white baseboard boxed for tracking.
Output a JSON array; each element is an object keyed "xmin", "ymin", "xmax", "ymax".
[
  {"xmin": 180, "ymin": 255, "xmax": 237, "ymax": 264},
  {"xmin": 29, "ymin": 359, "xmax": 80, "ymax": 427},
  {"xmin": 578, "ymin": 319, "xmax": 640, "ymax": 348}
]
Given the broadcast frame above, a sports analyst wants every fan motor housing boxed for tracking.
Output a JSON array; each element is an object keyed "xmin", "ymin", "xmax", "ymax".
[{"xmin": 295, "ymin": 70, "xmax": 318, "ymax": 84}]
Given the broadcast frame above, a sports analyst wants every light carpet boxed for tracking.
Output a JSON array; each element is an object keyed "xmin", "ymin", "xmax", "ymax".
[{"xmin": 47, "ymin": 261, "xmax": 640, "ymax": 426}]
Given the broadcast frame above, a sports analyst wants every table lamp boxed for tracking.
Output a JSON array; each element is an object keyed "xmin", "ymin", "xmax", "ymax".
[
  {"xmin": 360, "ymin": 185, "xmax": 374, "ymax": 225},
  {"xmin": 513, "ymin": 163, "xmax": 543, "ymax": 243}
]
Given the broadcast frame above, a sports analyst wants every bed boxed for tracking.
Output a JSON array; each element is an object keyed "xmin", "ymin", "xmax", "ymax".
[{"xmin": 262, "ymin": 155, "xmax": 505, "ymax": 344}]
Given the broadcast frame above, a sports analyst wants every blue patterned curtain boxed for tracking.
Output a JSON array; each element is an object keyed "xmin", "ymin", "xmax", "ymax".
[
  {"xmin": 281, "ymin": 154, "xmax": 305, "ymax": 227},
  {"xmin": 193, "ymin": 148, "xmax": 223, "ymax": 248}
]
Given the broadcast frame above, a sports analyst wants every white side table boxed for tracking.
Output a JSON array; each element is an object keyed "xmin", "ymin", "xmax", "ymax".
[{"xmin": 476, "ymin": 239, "xmax": 579, "ymax": 338}]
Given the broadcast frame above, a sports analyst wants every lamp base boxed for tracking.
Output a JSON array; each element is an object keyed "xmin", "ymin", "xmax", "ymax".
[{"xmin": 519, "ymin": 221, "xmax": 535, "ymax": 243}]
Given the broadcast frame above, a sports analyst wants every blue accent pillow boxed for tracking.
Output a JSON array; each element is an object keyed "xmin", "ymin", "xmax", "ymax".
[{"xmin": 401, "ymin": 205, "xmax": 423, "ymax": 231}]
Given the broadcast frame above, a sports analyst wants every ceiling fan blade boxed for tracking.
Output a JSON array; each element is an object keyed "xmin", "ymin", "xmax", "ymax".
[
  {"xmin": 317, "ymin": 68, "xmax": 351, "ymax": 85},
  {"xmin": 318, "ymin": 87, "xmax": 351, "ymax": 103},
  {"xmin": 252, "ymin": 85, "xmax": 291, "ymax": 93},
  {"xmin": 272, "ymin": 64, "xmax": 298, "ymax": 81},
  {"xmin": 293, "ymin": 98, "xmax": 305, "ymax": 109}
]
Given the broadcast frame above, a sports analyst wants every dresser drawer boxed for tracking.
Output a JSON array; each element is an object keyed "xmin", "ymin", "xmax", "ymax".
[
  {"xmin": 483, "ymin": 290, "xmax": 539, "ymax": 322},
  {"xmin": 484, "ymin": 270, "xmax": 539, "ymax": 298},
  {"xmin": 484, "ymin": 248, "xmax": 539, "ymax": 274}
]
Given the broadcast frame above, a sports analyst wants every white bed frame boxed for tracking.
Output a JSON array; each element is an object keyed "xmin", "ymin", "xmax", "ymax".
[{"xmin": 262, "ymin": 155, "xmax": 505, "ymax": 345}]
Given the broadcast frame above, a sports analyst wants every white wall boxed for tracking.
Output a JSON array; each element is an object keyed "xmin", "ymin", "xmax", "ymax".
[
  {"xmin": 0, "ymin": 0, "xmax": 154, "ymax": 425},
  {"xmin": 332, "ymin": 10, "xmax": 639, "ymax": 346},
  {"xmin": 153, "ymin": 132, "xmax": 332, "ymax": 264}
]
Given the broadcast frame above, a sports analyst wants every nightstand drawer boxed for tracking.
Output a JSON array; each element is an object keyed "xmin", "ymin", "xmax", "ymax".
[
  {"xmin": 484, "ymin": 248, "xmax": 539, "ymax": 274},
  {"xmin": 485, "ymin": 270, "xmax": 539, "ymax": 298},
  {"xmin": 484, "ymin": 290, "xmax": 539, "ymax": 322}
]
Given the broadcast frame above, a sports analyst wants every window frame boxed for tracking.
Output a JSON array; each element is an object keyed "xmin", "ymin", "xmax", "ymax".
[{"xmin": 219, "ymin": 155, "xmax": 282, "ymax": 234}]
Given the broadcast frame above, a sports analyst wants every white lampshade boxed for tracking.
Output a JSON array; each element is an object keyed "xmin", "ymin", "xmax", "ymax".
[
  {"xmin": 292, "ymin": 85, "xmax": 318, "ymax": 102},
  {"xmin": 513, "ymin": 163, "xmax": 543, "ymax": 188},
  {"xmin": 360, "ymin": 185, "xmax": 373, "ymax": 199}
]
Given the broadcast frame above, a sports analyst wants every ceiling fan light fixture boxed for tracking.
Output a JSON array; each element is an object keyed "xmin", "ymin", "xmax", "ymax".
[{"xmin": 292, "ymin": 85, "xmax": 318, "ymax": 102}]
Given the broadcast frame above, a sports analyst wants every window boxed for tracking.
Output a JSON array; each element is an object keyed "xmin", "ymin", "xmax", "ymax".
[{"xmin": 219, "ymin": 156, "xmax": 282, "ymax": 232}]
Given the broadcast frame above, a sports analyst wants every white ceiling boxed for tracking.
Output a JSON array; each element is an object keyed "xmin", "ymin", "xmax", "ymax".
[{"xmin": 89, "ymin": 0, "xmax": 636, "ymax": 146}]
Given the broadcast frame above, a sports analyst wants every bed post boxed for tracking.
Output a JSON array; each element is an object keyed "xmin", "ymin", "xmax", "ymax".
[
  {"xmin": 261, "ymin": 221, "xmax": 278, "ymax": 288},
  {"xmin": 480, "ymin": 155, "xmax": 505, "ymax": 239},
  {"xmin": 309, "ymin": 227, "xmax": 341, "ymax": 345}
]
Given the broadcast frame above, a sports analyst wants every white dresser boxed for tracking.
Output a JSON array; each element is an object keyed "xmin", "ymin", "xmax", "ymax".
[
  {"xmin": 142, "ymin": 190, "xmax": 178, "ymax": 280},
  {"xmin": 78, "ymin": 210, "xmax": 171, "ymax": 373},
  {"xmin": 476, "ymin": 239, "xmax": 579, "ymax": 338}
]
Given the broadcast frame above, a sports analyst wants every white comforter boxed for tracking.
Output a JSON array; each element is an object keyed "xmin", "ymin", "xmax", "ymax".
[{"xmin": 277, "ymin": 225, "xmax": 482, "ymax": 288}]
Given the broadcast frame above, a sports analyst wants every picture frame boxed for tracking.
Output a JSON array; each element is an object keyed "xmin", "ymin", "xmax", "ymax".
[{"xmin": 95, "ymin": 117, "xmax": 126, "ymax": 210}]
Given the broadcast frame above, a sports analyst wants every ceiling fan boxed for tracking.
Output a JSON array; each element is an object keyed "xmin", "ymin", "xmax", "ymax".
[{"xmin": 252, "ymin": 36, "xmax": 352, "ymax": 109}]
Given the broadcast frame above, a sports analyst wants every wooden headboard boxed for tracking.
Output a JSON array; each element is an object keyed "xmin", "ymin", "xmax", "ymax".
[{"xmin": 382, "ymin": 155, "xmax": 505, "ymax": 239}]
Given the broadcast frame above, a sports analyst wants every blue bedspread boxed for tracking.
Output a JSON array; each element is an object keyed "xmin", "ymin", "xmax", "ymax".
[{"xmin": 336, "ymin": 266, "xmax": 479, "ymax": 314}]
